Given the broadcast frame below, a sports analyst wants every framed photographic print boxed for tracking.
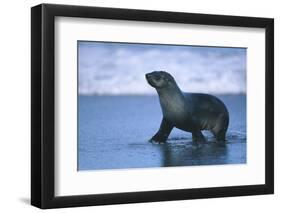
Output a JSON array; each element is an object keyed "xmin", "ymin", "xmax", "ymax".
[{"xmin": 31, "ymin": 3, "xmax": 274, "ymax": 209}]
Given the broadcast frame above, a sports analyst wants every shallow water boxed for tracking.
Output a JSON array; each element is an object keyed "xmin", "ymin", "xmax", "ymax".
[{"xmin": 78, "ymin": 95, "xmax": 246, "ymax": 170}]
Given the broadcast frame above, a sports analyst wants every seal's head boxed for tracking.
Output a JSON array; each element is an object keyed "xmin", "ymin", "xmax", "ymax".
[{"xmin": 145, "ymin": 71, "xmax": 175, "ymax": 89}]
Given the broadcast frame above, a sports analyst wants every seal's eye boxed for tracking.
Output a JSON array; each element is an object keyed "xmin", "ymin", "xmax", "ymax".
[{"xmin": 154, "ymin": 75, "xmax": 161, "ymax": 81}]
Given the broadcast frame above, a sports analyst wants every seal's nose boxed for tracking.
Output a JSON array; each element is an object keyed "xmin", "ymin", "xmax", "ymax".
[{"xmin": 145, "ymin": 73, "xmax": 151, "ymax": 79}]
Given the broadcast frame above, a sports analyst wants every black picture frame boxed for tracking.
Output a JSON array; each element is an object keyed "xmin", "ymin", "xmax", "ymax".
[{"xmin": 31, "ymin": 3, "xmax": 274, "ymax": 209}]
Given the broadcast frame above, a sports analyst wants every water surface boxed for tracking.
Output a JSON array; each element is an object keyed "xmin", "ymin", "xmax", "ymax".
[{"xmin": 78, "ymin": 95, "xmax": 246, "ymax": 170}]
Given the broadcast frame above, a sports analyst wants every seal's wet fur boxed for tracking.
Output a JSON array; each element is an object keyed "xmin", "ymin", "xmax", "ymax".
[{"xmin": 146, "ymin": 71, "xmax": 229, "ymax": 145}]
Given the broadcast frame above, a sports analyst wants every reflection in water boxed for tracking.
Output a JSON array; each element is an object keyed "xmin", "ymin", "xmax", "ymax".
[
  {"xmin": 159, "ymin": 142, "xmax": 228, "ymax": 167},
  {"xmin": 155, "ymin": 132, "xmax": 246, "ymax": 167}
]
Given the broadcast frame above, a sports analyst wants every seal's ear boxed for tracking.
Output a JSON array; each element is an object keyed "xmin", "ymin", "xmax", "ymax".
[
  {"xmin": 165, "ymin": 77, "xmax": 173, "ymax": 85},
  {"xmin": 165, "ymin": 74, "xmax": 173, "ymax": 83}
]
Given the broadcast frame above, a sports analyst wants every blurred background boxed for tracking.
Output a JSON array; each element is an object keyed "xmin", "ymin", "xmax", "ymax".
[{"xmin": 78, "ymin": 41, "xmax": 246, "ymax": 95}]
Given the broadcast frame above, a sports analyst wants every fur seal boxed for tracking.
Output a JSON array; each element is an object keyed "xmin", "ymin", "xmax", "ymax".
[{"xmin": 145, "ymin": 71, "xmax": 229, "ymax": 145}]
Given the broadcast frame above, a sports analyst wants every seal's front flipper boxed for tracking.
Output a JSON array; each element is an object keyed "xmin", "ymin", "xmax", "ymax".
[
  {"xmin": 192, "ymin": 131, "xmax": 206, "ymax": 147},
  {"xmin": 149, "ymin": 118, "xmax": 173, "ymax": 144}
]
